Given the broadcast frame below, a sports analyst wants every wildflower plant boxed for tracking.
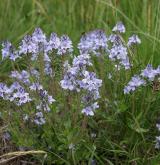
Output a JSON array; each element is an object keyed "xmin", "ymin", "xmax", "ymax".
[{"xmin": 0, "ymin": 22, "xmax": 159, "ymax": 164}]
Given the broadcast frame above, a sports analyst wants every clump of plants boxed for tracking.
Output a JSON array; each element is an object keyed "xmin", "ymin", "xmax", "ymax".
[{"xmin": 0, "ymin": 22, "xmax": 160, "ymax": 164}]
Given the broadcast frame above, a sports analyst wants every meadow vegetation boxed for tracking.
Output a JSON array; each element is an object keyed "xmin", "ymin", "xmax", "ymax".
[{"xmin": 1, "ymin": 0, "xmax": 160, "ymax": 164}]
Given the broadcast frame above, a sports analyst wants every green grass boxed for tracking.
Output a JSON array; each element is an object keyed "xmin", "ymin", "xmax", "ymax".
[{"xmin": 1, "ymin": 0, "xmax": 160, "ymax": 164}]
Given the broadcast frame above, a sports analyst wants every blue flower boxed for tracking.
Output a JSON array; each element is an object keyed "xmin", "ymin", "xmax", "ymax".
[
  {"xmin": 82, "ymin": 102, "xmax": 99, "ymax": 116},
  {"xmin": 141, "ymin": 64, "xmax": 158, "ymax": 81},
  {"xmin": 124, "ymin": 75, "xmax": 146, "ymax": 94},
  {"xmin": 78, "ymin": 30, "xmax": 108, "ymax": 55},
  {"xmin": 127, "ymin": 34, "xmax": 141, "ymax": 46},
  {"xmin": 19, "ymin": 35, "xmax": 37, "ymax": 54},
  {"xmin": 109, "ymin": 44, "xmax": 130, "ymax": 69},
  {"xmin": 57, "ymin": 35, "xmax": 73, "ymax": 55},
  {"xmin": 2, "ymin": 41, "xmax": 20, "ymax": 61},
  {"xmin": 32, "ymin": 27, "xmax": 46, "ymax": 43},
  {"xmin": 46, "ymin": 32, "xmax": 60, "ymax": 51},
  {"xmin": 112, "ymin": 22, "xmax": 126, "ymax": 33}
]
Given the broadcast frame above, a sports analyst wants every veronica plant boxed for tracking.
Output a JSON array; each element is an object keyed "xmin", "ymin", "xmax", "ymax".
[
  {"xmin": 0, "ymin": 22, "xmax": 144, "ymax": 127},
  {"xmin": 0, "ymin": 22, "xmax": 148, "ymax": 164},
  {"xmin": 0, "ymin": 27, "xmax": 73, "ymax": 125}
]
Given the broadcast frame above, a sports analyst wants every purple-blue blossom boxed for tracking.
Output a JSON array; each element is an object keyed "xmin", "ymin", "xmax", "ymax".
[
  {"xmin": 36, "ymin": 89, "xmax": 55, "ymax": 112},
  {"xmin": 60, "ymin": 54, "xmax": 93, "ymax": 91},
  {"xmin": 72, "ymin": 54, "xmax": 92, "ymax": 69},
  {"xmin": 0, "ymin": 82, "xmax": 32, "ymax": 106},
  {"xmin": 46, "ymin": 32, "xmax": 60, "ymax": 51},
  {"xmin": 44, "ymin": 61, "xmax": 53, "ymax": 76},
  {"xmin": 124, "ymin": 75, "xmax": 146, "ymax": 94},
  {"xmin": 13, "ymin": 90, "xmax": 31, "ymax": 106},
  {"xmin": 109, "ymin": 45, "xmax": 127, "ymax": 60},
  {"xmin": 109, "ymin": 44, "xmax": 130, "ymax": 69},
  {"xmin": 124, "ymin": 64, "xmax": 160, "ymax": 94},
  {"xmin": 34, "ymin": 112, "xmax": 46, "ymax": 125},
  {"xmin": 19, "ymin": 35, "xmax": 37, "ymax": 54},
  {"xmin": 0, "ymin": 83, "xmax": 10, "ymax": 99},
  {"xmin": 2, "ymin": 41, "xmax": 20, "ymax": 61},
  {"xmin": 60, "ymin": 53, "xmax": 102, "ymax": 116},
  {"xmin": 80, "ymin": 71, "xmax": 102, "ymax": 92},
  {"xmin": 57, "ymin": 35, "xmax": 73, "ymax": 55},
  {"xmin": 10, "ymin": 70, "xmax": 30, "ymax": 85},
  {"xmin": 60, "ymin": 71, "xmax": 78, "ymax": 91},
  {"xmin": 82, "ymin": 102, "xmax": 99, "ymax": 116},
  {"xmin": 36, "ymin": 103, "xmax": 50, "ymax": 112},
  {"xmin": 112, "ymin": 22, "xmax": 126, "ymax": 33},
  {"xmin": 127, "ymin": 34, "xmax": 141, "ymax": 46},
  {"xmin": 78, "ymin": 30, "xmax": 108, "ymax": 55},
  {"xmin": 141, "ymin": 64, "xmax": 158, "ymax": 81},
  {"xmin": 29, "ymin": 83, "xmax": 43, "ymax": 91},
  {"xmin": 108, "ymin": 34, "xmax": 121, "ymax": 44},
  {"xmin": 1, "ymin": 41, "xmax": 12, "ymax": 59},
  {"xmin": 32, "ymin": 27, "xmax": 46, "ymax": 43},
  {"xmin": 108, "ymin": 27, "xmax": 132, "ymax": 70}
]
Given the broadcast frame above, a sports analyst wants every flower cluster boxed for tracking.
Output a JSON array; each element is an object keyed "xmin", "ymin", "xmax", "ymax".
[
  {"xmin": 80, "ymin": 71, "xmax": 102, "ymax": 116},
  {"xmin": 19, "ymin": 28, "xmax": 73, "ymax": 56},
  {"xmin": 0, "ymin": 69, "xmax": 55, "ymax": 125},
  {"xmin": 81, "ymin": 102, "xmax": 99, "ymax": 116},
  {"xmin": 60, "ymin": 53, "xmax": 102, "ymax": 116},
  {"xmin": 10, "ymin": 70, "xmax": 30, "ymax": 85},
  {"xmin": 0, "ymin": 28, "xmax": 74, "ymax": 124},
  {"xmin": 124, "ymin": 64, "xmax": 160, "ymax": 94},
  {"xmin": 0, "ymin": 23, "xmax": 141, "ymax": 119},
  {"xmin": 0, "ymin": 82, "xmax": 31, "ymax": 106},
  {"xmin": 2, "ymin": 41, "xmax": 19, "ymax": 61},
  {"xmin": 108, "ymin": 37, "xmax": 130, "ymax": 69},
  {"xmin": 112, "ymin": 22, "xmax": 126, "ymax": 33},
  {"xmin": 141, "ymin": 64, "xmax": 160, "ymax": 81},
  {"xmin": 124, "ymin": 75, "xmax": 146, "ymax": 94},
  {"xmin": 34, "ymin": 111, "xmax": 46, "ymax": 125},
  {"xmin": 60, "ymin": 54, "xmax": 92, "ymax": 91},
  {"xmin": 127, "ymin": 34, "xmax": 141, "ymax": 47},
  {"xmin": 108, "ymin": 22, "xmax": 141, "ymax": 70},
  {"xmin": 78, "ymin": 29, "xmax": 108, "ymax": 55},
  {"xmin": 2, "ymin": 28, "xmax": 73, "ymax": 78},
  {"xmin": 77, "ymin": 22, "xmax": 141, "ymax": 70}
]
